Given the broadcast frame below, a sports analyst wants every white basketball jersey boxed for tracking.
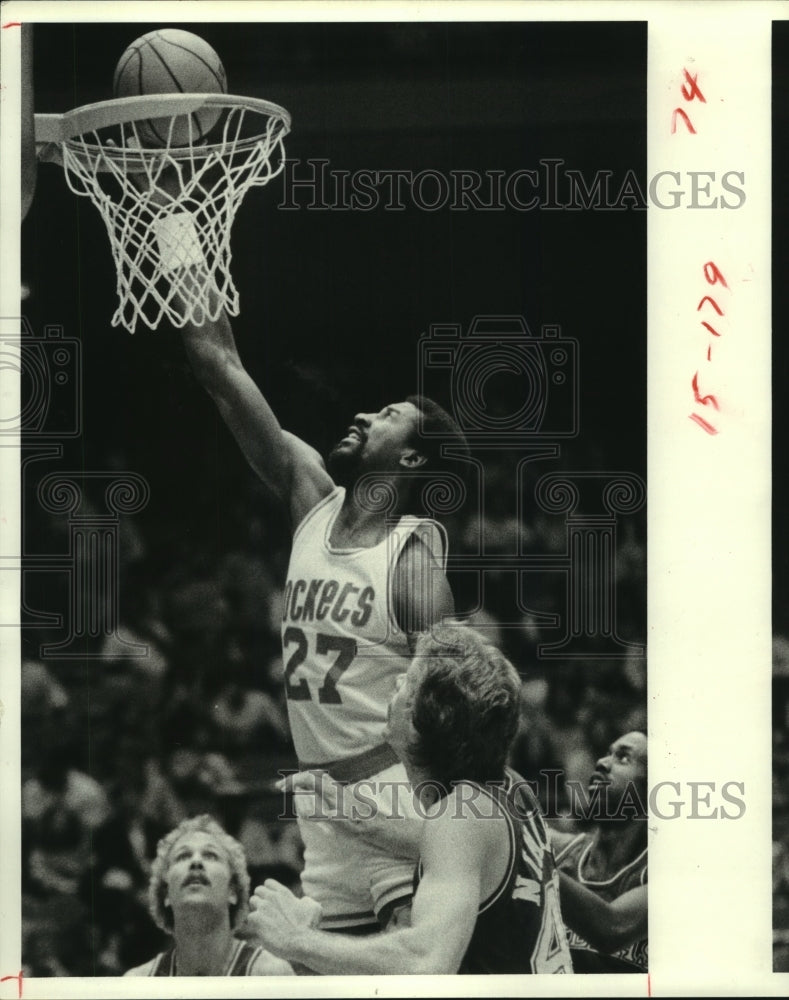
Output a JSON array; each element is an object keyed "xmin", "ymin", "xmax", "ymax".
[{"xmin": 281, "ymin": 487, "xmax": 446, "ymax": 765}]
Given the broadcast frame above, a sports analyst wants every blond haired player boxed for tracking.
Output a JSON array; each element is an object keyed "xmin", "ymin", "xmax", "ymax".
[{"xmin": 124, "ymin": 815, "xmax": 291, "ymax": 976}]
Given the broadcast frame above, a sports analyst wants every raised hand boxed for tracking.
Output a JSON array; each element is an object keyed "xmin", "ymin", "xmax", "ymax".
[{"xmin": 248, "ymin": 880, "xmax": 323, "ymax": 958}]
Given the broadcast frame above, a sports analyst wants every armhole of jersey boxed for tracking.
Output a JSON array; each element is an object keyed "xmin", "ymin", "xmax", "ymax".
[
  {"xmin": 233, "ymin": 941, "xmax": 263, "ymax": 975},
  {"xmin": 414, "ymin": 790, "xmax": 515, "ymax": 917},
  {"xmin": 387, "ymin": 517, "xmax": 448, "ymax": 633},
  {"xmin": 578, "ymin": 843, "xmax": 649, "ymax": 888},
  {"xmin": 552, "ymin": 831, "xmax": 586, "ymax": 865},
  {"xmin": 292, "ymin": 486, "xmax": 342, "ymax": 544},
  {"xmin": 392, "ymin": 517, "xmax": 446, "ymax": 566},
  {"xmin": 149, "ymin": 948, "xmax": 175, "ymax": 976},
  {"xmin": 475, "ymin": 785, "xmax": 518, "ymax": 915},
  {"xmin": 245, "ymin": 945, "xmax": 264, "ymax": 974}
]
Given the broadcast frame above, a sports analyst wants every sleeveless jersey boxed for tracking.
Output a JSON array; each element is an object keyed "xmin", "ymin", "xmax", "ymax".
[
  {"xmin": 554, "ymin": 831, "xmax": 648, "ymax": 973},
  {"xmin": 282, "ymin": 487, "xmax": 446, "ymax": 766},
  {"xmin": 148, "ymin": 939, "xmax": 263, "ymax": 976},
  {"xmin": 414, "ymin": 768, "xmax": 573, "ymax": 975}
]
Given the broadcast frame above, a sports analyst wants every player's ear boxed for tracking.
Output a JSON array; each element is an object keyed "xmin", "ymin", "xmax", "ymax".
[
  {"xmin": 229, "ymin": 887, "xmax": 238, "ymax": 906},
  {"xmin": 399, "ymin": 448, "xmax": 428, "ymax": 470}
]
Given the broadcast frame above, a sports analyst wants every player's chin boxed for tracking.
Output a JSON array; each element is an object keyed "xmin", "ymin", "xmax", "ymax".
[{"xmin": 326, "ymin": 446, "xmax": 360, "ymax": 483}]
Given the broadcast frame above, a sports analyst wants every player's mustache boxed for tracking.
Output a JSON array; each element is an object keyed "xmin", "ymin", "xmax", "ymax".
[
  {"xmin": 343, "ymin": 423, "xmax": 367, "ymax": 443},
  {"xmin": 182, "ymin": 870, "xmax": 211, "ymax": 886}
]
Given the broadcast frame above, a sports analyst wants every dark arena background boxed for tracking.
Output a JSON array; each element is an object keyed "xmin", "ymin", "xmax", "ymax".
[
  {"xmin": 773, "ymin": 18, "xmax": 789, "ymax": 976},
  {"xmin": 19, "ymin": 21, "xmax": 647, "ymax": 975}
]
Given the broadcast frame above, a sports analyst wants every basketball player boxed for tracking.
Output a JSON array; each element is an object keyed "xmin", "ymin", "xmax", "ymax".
[
  {"xmin": 247, "ymin": 624, "xmax": 573, "ymax": 975},
  {"xmin": 558, "ymin": 875, "xmax": 646, "ymax": 954},
  {"xmin": 552, "ymin": 730, "xmax": 648, "ymax": 973},
  {"xmin": 124, "ymin": 814, "xmax": 292, "ymax": 976},
  {"xmin": 178, "ymin": 307, "xmax": 468, "ymax": 933}
]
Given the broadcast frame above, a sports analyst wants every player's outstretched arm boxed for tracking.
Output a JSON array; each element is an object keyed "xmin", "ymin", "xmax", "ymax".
[
  {"xmin": 248, "ymin": 798, "xmax": 486, "ymax": 974},
  {"xmin": 558, "ymin": 873, "xmax": 647, "ymax": 951},
  {"xmin": 180, "ymin": 310, "xmax": 334, "ymax": 527}
]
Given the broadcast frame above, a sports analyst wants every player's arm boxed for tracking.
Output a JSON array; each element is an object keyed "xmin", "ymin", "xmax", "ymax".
[
  {"xmin": 558, "ymin": 874, "xmax": 647, "ymax": 951},
  {"xmin": 179, "ymin": 310, "xmax": 334, "ymax": 527},
  {"xmin": 249, "ymin": 799, "xmax": 487, "ymax": 974},
  {"xmin": 392, "ymin": 534, "xmax": 454, "ymax": 641}
]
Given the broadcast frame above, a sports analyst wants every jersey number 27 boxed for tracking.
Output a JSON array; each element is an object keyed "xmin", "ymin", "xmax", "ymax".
[{"xmin": 283, "ymin": 626, "xmax": 357, "ymax": 704}]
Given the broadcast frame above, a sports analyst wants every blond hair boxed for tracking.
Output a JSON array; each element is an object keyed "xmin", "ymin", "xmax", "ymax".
[{"xmin": 148, "ymin": 814, "xmax": 250, "ymax": 933}]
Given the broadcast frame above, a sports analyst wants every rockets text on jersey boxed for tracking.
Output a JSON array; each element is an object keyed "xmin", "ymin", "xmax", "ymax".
[{"xmin": 282, "ymin": 487, "xmax": 446, "ymax": 767}]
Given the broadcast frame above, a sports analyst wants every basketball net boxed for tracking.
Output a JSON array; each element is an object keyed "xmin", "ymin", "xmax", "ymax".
[{"xmin": 38, "ymin": 95, "xmax": 290, "ymax": 333}]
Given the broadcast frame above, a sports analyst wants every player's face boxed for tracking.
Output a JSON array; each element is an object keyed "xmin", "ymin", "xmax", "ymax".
[
  {"xmin": 327, "ymin": 401, "xmax": 422, "ymax": 484},
  {"xmin": 589, "ymin": 731, "xmax": 648, "ymax": 814},
  {"xmin": 163, "ymin": 830, "xmax": 237, "ymax": 918}
]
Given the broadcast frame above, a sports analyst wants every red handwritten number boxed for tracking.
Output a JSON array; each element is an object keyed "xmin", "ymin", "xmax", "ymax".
[
  {"xmin": 697, "ymin": 295, "xmax": 724, "ymax": 316},
  {"xmin": 0, "ymin": 972, "xmax": 23, "ymax": 999},
  {"xmin": 692, "ymin": 372, "xmax": 719, "ymax": 410},
  {"xmin": 689, "ymin": 413, "xmax": 719, "ymax": 435},
  {"xmin": 703, "ymin": 261, "xmax": 728, "ymax": 288},
  {"xmin": 681, "ymin": 68, "xmax": 706, "ymax": 103},
  {"xmin": 671, "ymin": 108, "xmax": 696, "ymax": 134}
]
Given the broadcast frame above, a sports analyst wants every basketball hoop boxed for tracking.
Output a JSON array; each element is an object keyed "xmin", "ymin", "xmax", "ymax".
[{"xmin": 35, "ymin": 94, "xmax": 291, "ymax": 333}]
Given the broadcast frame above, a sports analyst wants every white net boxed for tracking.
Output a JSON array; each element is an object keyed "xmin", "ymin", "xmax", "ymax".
[{"xmin": 51, "ymin": 96, "xmax": 290, "ymax": 333}]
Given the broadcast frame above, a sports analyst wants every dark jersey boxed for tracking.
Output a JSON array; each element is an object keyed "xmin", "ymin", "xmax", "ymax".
[
  {"xmin": 554, "ymin": 831, "xmax": 648, "ymax": 973},
  {"xmin": 148, "ymin": 939, "xmax": 263, "ymax": 976},
  {"xmin": 415, "ymin": 768, "xmax": 573, "ymax": 975}
]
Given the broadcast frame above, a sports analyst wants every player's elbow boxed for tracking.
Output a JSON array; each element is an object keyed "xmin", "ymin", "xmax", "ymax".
[
  {"xmin": 407, "ymin": 936, "xmax": 462, "ymax": 975},
  {"xmin": 188, "ymin": 340, "xmax": 245, "ymax": 402},
  {"xmin": 182, "ymin": 314, "xmax": 238, "ymax": 384}
]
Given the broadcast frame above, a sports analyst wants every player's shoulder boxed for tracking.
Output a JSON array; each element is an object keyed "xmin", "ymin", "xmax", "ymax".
[
  {"xmin": 247, "ymin": 948, "xmax": 296, "ymax": 976},
  {"xmin": 423, "ymin": 783, "xmax": 508, "ymax": 856},
  {"xmin": 290, "ymin": 477, "xmax": 341, "ymax": 537},
  {"xmin": 282, "ymin": 431, "xmax": 337, "ymax": 530},
  {"xmin": 123, "ymin": 956, "xmax": 157, "ymax": 976},
  {"xmin": 397, "ymin": 517, "xmax": 446, "ymax": 561}
]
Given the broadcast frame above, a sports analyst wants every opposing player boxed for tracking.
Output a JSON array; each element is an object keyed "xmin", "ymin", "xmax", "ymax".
[
  {"xmin": 178, "ymin": 306, "xmax": 468, "ymax": 932},
  {"xmin": 552, "ymin": 730, "xmax": 648, "ymax": 973},
  {"xmin": 124, "ymin": 814, "xmax": 291, "ymax": 976},
  {"xmin": 248, "ymin": 624, "xmax": 573, "ymax": 974}
]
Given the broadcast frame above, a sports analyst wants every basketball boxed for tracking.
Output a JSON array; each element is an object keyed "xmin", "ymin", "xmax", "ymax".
[{"xmin": 112, "ymin": 29, "xmax": 227, "ymax": 146}]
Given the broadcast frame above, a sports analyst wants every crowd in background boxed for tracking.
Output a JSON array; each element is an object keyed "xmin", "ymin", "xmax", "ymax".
[
  {"xmin": 20, "ymin": 452, "xmax": 647, "ymax": 976},
  {"xmin": 773, "ymin": 636, "xmax": 789, "ymax": 972}
]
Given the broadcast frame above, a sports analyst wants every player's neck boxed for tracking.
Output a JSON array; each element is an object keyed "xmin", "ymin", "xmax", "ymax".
[
  {"xmin": 171, "ymin": 917, "xmax": 235, "ymax": 976},
  {"xmin": 587, "ymin": 819, "xmax": 647, "ymax": 876},
  {"xmin": 335, "ymin": 481, "xmax": 410, "ymax": 544}
]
